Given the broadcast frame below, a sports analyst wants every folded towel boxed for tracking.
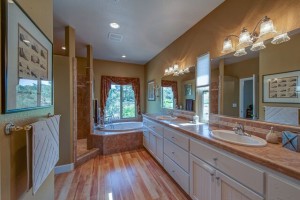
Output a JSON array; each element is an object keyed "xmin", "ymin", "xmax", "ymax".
[
  {"xmin": 265, "ymin": 106, "xmax": 299, "ymax": 126},
  {"xmin": 28, "ymin": 115, "xmax": 60, "ymax": 194}
]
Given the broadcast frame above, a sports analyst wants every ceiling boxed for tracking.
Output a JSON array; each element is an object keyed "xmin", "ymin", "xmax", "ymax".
[{"xmin": 53, "ymin": 0, "xmax": 224, "ymax": 65}]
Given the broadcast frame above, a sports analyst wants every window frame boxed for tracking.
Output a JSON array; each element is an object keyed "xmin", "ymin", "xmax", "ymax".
[
  {"xmin": 105, "ymin": 83, "xmax": 137, "ymax": 121},
  {"xmin": 161, "ymin": 86, "xmax": 174, "ymax": 109}
]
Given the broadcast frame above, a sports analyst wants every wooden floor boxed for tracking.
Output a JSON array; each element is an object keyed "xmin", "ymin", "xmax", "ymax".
[{"xmin": 55, "ymin": 149, "xmax": 189, "ymax": 200}]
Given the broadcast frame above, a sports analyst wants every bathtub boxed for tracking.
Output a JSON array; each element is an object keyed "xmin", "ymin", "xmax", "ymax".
[
  {"xmin": 97, "ymin": 121, "xmax": 143, "ymax": 133},
  {"xmin": 93, "ymin": 121, "xmax": 143, "ymax": 155}
]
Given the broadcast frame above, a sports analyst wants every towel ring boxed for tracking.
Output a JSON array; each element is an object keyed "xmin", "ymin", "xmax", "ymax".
[{"xmin": 4, "ymin": 122, "xmax": 32, "ymax": 135}]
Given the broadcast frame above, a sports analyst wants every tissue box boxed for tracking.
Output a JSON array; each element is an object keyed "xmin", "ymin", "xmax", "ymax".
[{"xmin": 282, "ymin": 131, "xmax": 300, "ymax": 152}]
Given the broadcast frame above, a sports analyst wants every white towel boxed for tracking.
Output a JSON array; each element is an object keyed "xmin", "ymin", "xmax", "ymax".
[
  {"xmin": 29, "ymin": 115, "xmax": 60, "ymax": 194},
  {"xmin": 265, "ymin": 106, "xmax": 299, "ymax": 126}
]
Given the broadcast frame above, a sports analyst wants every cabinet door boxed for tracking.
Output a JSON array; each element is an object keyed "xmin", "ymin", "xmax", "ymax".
[
  {"xmin": 149, "ymin": 131, "xmax": 156, "ymax": 155},
  {"xmin": 156, "ymin": 135, "xmax": 163, "ymax": 164},
  {"xmin": 215, "ymin": 171, "xmax": 264, "ymax": 200},
  {"xmin": 190, "ymin": 155, "xmax": 216, "ymax": 200}
]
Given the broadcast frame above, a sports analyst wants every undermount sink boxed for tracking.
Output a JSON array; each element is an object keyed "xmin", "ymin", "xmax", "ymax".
[
  {"xmin": 156, "ymin": 115, "xmax": 177, "ymax": 120},
  {"xmin": 210, "ymin": 130, "xmax": 267, "ymax": 147}
]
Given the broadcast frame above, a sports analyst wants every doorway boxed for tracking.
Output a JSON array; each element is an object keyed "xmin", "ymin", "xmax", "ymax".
[{"xmin": 239, "ymin": 75, "xmax": 257, "ymax": 119}]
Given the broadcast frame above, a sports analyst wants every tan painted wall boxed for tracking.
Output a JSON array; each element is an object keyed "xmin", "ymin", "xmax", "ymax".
[
  {"xmin": 0, "ymin": 0, "xmax": 54, "ymax": 199},
  {"xmin": 77, "ymin": 58, "xmax": 146, "ymax": 113},
  {"xmin": 54, "ymin": 55, "xmax": 74, "ymax": 165},
  {"xmin": 146, "ymin": 0, "xmax": 300, "ymax": 113},
  {"xmin": 259, "ymin": 32, "xmax": 300, "ymax": 120},
  {"xmin": 224, "ymin": 58, "xmax": 259, "ymax": 79}
]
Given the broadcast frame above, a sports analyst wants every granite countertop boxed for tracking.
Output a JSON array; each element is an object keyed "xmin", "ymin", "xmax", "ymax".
[{"xmin": 143, "ymin": 114, "xmax": 300, "ymax": 180}]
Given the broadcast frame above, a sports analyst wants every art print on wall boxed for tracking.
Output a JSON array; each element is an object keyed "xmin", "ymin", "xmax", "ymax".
[
  {"xmin": 18, "ymin": 25, "xmax": 48, "ymax": 80},
  {"xmin": 148, "ymin": 80, "xmax": 156, "ymax": 101},
  {"xmin": 263, "ymin": 71, "xmax": 300, "ymax": 103},
  {"xmin": 185, "ymin": 84, "xmax": 192, "ymax": 96},
  {"xmin": 1, "ymin": 0, "xmax": 53, "ymax": 113}
]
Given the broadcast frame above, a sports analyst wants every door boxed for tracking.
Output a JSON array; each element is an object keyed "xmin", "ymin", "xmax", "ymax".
[
  {"xmin": 190, "ymin": 155, "xmax": 216, "ymax": 200},
  {"xmin": 239, "ymin": 77, "xmax": 254, "ymax": 119},
  {"xmin": 156, "ymin": 135, "xmax": 164, "ymax": 164},
  {"xmin": 215, "ymin": 171, "xmax": 264, "ymax": 200},
  {"xmin": 252, "ymin": 74, "xmax": 258, "ymax": 119}
]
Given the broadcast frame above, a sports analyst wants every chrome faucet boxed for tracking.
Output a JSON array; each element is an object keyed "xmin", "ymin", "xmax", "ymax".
[{"xmin": 233, "ymin": 123, "xmax": 251, "ymax": 137}]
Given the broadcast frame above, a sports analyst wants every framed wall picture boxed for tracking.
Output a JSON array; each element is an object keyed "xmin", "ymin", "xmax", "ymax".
[
  {"xmin": 263, "ymin": 71, "xmax": 300, "ymax": 103},
  {"xmin": 1, "ymin": 0, "xmax": 53, "ymax": 113},
  {"xmin": 147, "ymin": 80, "xmax": 155, "ymax": 101},
  {"xmin": 185, "ymin": 84, "xmax": 192, "ymax": 96}
]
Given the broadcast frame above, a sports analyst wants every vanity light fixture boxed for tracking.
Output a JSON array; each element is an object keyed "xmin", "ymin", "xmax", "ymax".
[
  {"xmin": 122, "ymin": 55, "xmax": 126, "ymax": 58},
  {"xmin": 164, "ymin": 64, "xmax": 192, "ymax": 76},
  {"xmin": 110, "ymin": 22, "xmax": 120, "ymax": 29},
  {"xmin": 221, "ymin": 16, "xmax": 289, "ymax": 57},
  {"xmin": 61, "ymin": 46, "xmax": 66, "ymax": 50},
  {"xmin": 271, "ymin": 33, "xmax": 290, "ymax": 44}
]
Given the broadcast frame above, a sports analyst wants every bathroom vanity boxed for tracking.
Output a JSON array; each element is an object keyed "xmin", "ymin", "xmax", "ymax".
[{"xmin": 142, "ymin": 114, "xmax": 300, "ymax": 200}]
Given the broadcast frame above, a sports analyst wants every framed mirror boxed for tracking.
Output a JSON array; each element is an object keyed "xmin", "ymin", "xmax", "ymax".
[
  {"xmin": 211, "ymin": 29, "xmax": 300, "ymax": 126},
  {"xmin": 161, "ymin": 66, "xmax": 196, "ymax": 111}
]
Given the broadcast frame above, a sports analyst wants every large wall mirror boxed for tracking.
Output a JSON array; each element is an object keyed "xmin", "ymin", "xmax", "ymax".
[
  {"xmin": 211, "ymin": 29, "xmax": 300, "ymax": 127},
  {"xmin": 161, "ymin": 66, "xmax": 196, "ymax": 112}
]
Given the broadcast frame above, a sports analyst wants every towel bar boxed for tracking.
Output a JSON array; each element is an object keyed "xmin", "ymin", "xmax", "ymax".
[{"xmin": 4, "ymin": 122, "xmax": 32, "ymax": 135}]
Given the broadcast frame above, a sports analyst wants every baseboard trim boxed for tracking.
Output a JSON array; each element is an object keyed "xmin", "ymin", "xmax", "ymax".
[{"xmin": 54, "ymin": 163, "xmax": 74, "ymax": 174}]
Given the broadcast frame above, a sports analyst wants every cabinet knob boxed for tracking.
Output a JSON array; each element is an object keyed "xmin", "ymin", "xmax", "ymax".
[
  {"xmin": 213, "ymin": 158, "xmax": 218, "ymax": 161},
  {"xmin": 172, "ymin": 151, "xmax": 175, "ymax": 154},
  {"xmin": 171, "ymin": 136, "xmax": 176, "ymax": 139},
  {"xmin": 172, "ymin": 170, "xmax": 175, "ymax": 173}
]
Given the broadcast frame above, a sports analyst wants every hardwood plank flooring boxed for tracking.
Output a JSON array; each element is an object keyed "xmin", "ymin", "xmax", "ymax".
[{"xmin": 55, "ymin": 149, "xmax": 189, "ymax": 200}]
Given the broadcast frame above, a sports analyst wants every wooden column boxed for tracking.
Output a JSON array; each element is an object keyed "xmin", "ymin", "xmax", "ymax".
[
  {"xmin": 86, "ymin": 45, "xmax": 94, "ymax": 149},
  {"xmin": 65, "ymin": 26, "xmax": 77, "ymax": 163}
]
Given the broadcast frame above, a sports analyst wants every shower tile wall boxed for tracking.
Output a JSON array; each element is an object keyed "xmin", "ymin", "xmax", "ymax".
[{"xmin": 77, "ymin": 74, "xmax": 89, "ymax": 139}]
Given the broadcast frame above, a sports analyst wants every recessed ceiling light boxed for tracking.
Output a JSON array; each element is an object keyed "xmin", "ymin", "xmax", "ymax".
[
  {"xmin": 61, "ymin": 46, "xmax": 66, "ymax": 50},
  {"xmin": 110, "ymin": 22, "xmax": 120, "ymax": 29},
  {"xmin": 122, "ymin": 55, "xmax": 126, "ymax": 58}
]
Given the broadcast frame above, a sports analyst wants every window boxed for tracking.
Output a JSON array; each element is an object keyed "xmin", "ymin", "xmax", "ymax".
[
  {"xmin": 162, "ymin": 86, "xmax": 174, "ymax": 109},
  {"xmin": 197, "ymin": 86, "xmax": 210, "ymax": 123},
  {"xmin": 105, "ymin": 84, "xmax": 136, "ymax": 119}
]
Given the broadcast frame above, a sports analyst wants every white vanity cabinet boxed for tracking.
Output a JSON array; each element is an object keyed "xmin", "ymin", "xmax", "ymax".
[
  {"xmin": 143, "ymin": 117, "xmax": 300, "ymax": 200},
  {"xmin": 266, "ymin": 174, "xmax": 300, "ymax": 200},
  {"xmin": 190, "ymin": 154, "xmax": 263, "ymax": 200},
  {"xmin": 143, "ymin": 119, "xmax": 164, "ymax": 164}
]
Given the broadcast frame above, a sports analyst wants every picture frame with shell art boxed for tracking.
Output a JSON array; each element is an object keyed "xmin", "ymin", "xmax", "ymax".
[{"xmin": 1, "ymin": 0, "xmax": 53, "ymax": 113}]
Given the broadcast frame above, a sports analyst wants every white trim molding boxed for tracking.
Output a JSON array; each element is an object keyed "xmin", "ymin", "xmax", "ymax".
[{"xmin": 54, "ymin": 163, "xmax": 74, "ymax": 175}]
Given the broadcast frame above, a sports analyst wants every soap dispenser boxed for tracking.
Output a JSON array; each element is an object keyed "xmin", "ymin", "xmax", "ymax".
[{"xmin": 266, "ymin": 127, "xmax": 279, "ymax": 144}]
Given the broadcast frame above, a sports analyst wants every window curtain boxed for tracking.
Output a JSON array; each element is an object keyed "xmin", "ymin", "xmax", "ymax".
[
  {"xmin": 161, "ymin": 80, "xmax": 179, "ymax": 107},
  {"xmin": 101, "ymin": 76, "xmax": 141, "ymax": 115}
]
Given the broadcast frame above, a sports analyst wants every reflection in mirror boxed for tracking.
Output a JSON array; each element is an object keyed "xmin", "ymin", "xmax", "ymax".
[
  {"xmin": 161, "ymin": 66, "xmax": 195, "ymax": 111},
  {"xmin": 211, "ymin": 29, "xmax": 300, "ymax": 127}
]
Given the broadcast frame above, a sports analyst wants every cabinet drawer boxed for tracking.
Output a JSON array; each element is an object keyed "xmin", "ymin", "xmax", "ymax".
[
  {"xmin": 190, "ymin": 138, "xmax": 219, "ymax": 166},
  {"xmin": 190, "ymin": 139, "xmax": 264, "ymax": 196},
  {"xmin": 164, "ymin": 155, "xmax": 189, "ymax": 194},
  {"xmin": 147, "ymin": 120, "xmax": 164, "ymax": 136},
  {"xmin": 164, "ymin": 127, "xmax": 189, "ymax": 151},
  {"xmin": 164, "ymin": 139, "xmax": 189, "ymax": 173}
]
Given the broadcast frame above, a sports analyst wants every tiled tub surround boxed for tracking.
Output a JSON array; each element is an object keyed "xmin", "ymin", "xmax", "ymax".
[
  {"xmin": 143, "ymin": 114, "xmax": 300, "ymax": 180},
  {"xmin": 210, "ymin": 113, "xmax": 300, "ymax": 139},
  {"xmin": 92, "ymin": 130, "xmax": 143, "ymax": 155}
]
